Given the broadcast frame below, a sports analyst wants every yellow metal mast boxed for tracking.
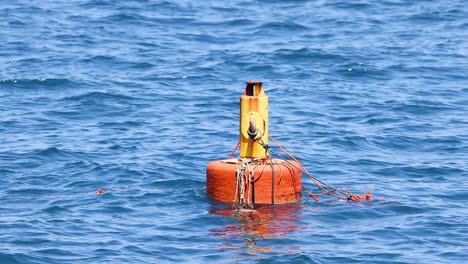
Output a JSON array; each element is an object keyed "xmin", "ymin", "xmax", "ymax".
[{"xmin": 239, "ymin": 81, "xmax": 269, "ymax": 158}]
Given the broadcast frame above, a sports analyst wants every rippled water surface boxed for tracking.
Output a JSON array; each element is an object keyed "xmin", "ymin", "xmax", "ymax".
[{"xmin": 1, "ymin": 0, "xmax": 467, "ymax": 263}]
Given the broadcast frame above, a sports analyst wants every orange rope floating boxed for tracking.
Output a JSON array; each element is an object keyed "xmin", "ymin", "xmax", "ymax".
[{"xmin": 348, "ymin": 190, "xmax": 372, "ymax": 202}]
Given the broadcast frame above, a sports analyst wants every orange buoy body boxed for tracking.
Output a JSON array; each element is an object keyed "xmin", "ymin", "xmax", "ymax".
[{"xmin": 206, "ymin": 159, "xmax": 302, "ymax": 204}]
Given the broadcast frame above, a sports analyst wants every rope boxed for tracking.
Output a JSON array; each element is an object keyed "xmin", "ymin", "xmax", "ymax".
[
  {"xmin": 269, "ymin": 148, "xmax": 275, "ymax": 205},
  {"xmin": 235, "ymin": 158, "xmax": 255, "ymax": 209},
  {"xmin": 229, "ymin": 131, "xmax": 375, "ymax": 205},
  {"xmin": 254, "ymin": 130, "xmax": 275, "ymax": 205},
  {"xmin": 255, "ymin": 135, "xmax": 373, "ymax": 202},
  {"xmin": 265, "ymin": 141, "xmax": 349, "ymax": 199},
  {"xmin": 268, "ymin": 137, "xmax": 349, "ymax": 198},
  {"xmin": 228, "ymin": 140, "xmax": 240, "ymax": 159}
]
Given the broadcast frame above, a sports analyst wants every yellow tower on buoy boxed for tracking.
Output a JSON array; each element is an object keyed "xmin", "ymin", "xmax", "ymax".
[{"xmin": 239, "ymin": 81, "xmax": 268, "ymax": 158}]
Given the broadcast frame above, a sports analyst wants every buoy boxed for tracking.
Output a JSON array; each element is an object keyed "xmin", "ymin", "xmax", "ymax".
[{"xmin": 206, "ymin": 81, "xmax": 302, "ymax": 206}]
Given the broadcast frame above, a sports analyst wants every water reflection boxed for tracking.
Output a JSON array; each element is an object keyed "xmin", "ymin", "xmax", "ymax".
[{"xmin": 210, "ymin": 204, "xmax": 305, "ymax": 255}]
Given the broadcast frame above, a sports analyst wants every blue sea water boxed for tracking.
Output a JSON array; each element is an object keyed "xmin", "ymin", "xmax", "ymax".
[{"xmin": 1, "ymin": 0, "xmax": 467, "ymax": 263}]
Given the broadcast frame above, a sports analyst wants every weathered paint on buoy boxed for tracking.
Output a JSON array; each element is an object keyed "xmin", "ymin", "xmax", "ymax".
[{"xmin": 206, "ymin": 81, "xmax": 302, "ymax": 206}]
